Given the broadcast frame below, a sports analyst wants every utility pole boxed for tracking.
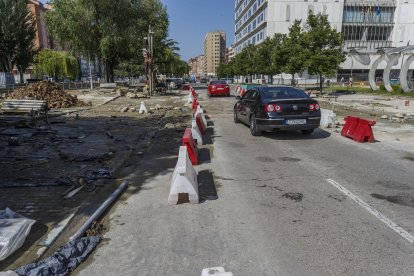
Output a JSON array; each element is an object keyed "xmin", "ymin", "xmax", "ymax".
[
  {"xmin": 148, "ymin": 25, "xmax": 154, "ymax": 96},
  {"xmin": 143, "ymin": 25, "xmax": 155, "ymax": 96},
  {"xmin": 88, "ymin": 55, "xmax": 93, "ymax": 90}
]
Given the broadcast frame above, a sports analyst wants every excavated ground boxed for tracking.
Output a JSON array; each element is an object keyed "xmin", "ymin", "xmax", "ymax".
[{"xmin": 0, "ymin": 87, "xmax": 192, "ymax": 270}]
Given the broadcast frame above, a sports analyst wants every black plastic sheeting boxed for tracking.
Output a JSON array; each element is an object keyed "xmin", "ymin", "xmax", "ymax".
[{"xmin": 15, "ymin": 236, "xmax": 101, "ymax": 276}]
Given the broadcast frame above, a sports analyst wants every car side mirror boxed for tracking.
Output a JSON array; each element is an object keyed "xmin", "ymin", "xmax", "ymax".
[{"xmin": 235, "ymin": 96, "xmax": 241, "ymax": 100}]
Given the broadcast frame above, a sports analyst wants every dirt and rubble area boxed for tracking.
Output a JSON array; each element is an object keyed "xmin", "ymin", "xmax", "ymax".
[
  {"xmin": 317, "ymin": 91, "xmax": 414, "ymax": 152},
  {"xmin": 6, "ymin": 81, "xmax": 91, "ymax": 108},
  {"xmin": 0, "ymin": 85, "xmax": 192, "ymax": 271}
]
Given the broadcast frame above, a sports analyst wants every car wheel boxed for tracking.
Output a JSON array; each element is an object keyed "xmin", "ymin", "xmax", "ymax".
[
  {"xmin": 234, "ymin": 110, "xmax": 240, "ymax": 123},
  {"xmin": 301, "ymin": 129, "xmax": 314, "ymax": 134},
  {"xmin": 227, "ymin": 93, "xmax": 231, "ymax": 97},
  {"xmin": 250, "ymin": 114, "xmax": 261, "ymax": 136}
]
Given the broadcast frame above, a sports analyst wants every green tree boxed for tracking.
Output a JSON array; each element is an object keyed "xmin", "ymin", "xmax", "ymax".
[
  {"xmin": 233, "ymin": 44, "xmax": 257, "ymax": 82},
  {"xmin": 216, "ymin": 62, "xmax": 227, "ymax": 78},
  {"xmin": 282, "ymin": 20, "xmax": 308, "ymax": 86},
  {"xmin": 265, "ymin": 33, "xmax": 286, "ymax": 83},
  {"xmin": 33, "ymin": 49, "xmax": 79, "ymax": 80},
  {"xmin": 46, "ymin": 0, "xmax": 168, "ymax": 83},
  {"xmin": 304, "ymin": 12, "xmax": 345, "ymax": 92},
  {"xmin": 0, "ymin": 0, "xmax": 37, "ymax": 79}
]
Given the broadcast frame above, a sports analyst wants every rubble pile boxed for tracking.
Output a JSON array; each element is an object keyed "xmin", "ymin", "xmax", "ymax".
[{"xmin": 7, "ymin": 81, "xmax": 91, "ymax": 108}]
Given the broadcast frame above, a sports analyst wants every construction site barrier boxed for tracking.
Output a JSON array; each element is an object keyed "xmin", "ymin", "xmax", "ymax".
[
  {"xmin": 195, "ymin": 106, "xmax": 208, "ymax": 127},
  {"xmin": 139, "ymin": 102, "xmax": 147, "ymax": 114},
  {"xmin": 168, "ymin": 146, "xmax": 199, "ymax": 205},
  {"xmin": 182, "ymin": 128, "xmax": 198, "ymax": 165},
  {"xmin": 192, "ymin": 98, "xmax": 199, "ymax": 111},
  {"xmin": 191, "ymin": 118, "xmax": 203, "ymax": 145},
  {"xmin": 196, "ymin": 113, "xmax": 207, "ymax": 135},
  {"xmin": 201, "ymin": 267, "xmax": 233, "ymax": 276},
  {"xmin": 341, "ymin": 116, "xmax": 376, "ymax": 143},
  {"xmin": 183, "ymin": 84, "xmax": 190, "ymax": 90},
  {"xmin": 187, "ymin": 91, "xmax": 194, "ymax": 104}
]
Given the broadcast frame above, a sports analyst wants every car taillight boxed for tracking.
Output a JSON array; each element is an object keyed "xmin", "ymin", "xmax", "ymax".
[
  {"xmin": 265, "ymin": 104, "xmax": 282, "ymax": 112},
  {"xmin": 265, "ymin": 104, "xmax": 274, "ymax": 112},
  {"xmin": 225, "ymin": 85, "xmax": 229, "ymax": 88},
  {"xmin": 309, "ymin": 104, "xmax": 315, "ymax": 111},
  {"xmin": 309, "ymin": 103, "xmax": 320, "ymax": 111},
  {"xmin": 212, "ymin": 85, "xmax": 216, "ymax": 90}
]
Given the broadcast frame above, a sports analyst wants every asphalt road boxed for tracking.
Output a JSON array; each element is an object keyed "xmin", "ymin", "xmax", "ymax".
[{"xmin": 78, "ymin": 86, "xmax": 414, "ymax": 276}]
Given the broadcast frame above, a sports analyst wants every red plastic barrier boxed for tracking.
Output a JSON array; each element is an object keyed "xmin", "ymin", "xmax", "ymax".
[
  {"xmin": 183, "ymin": 84, "xmax": 190, "ymax": 90},
  {"xmin": 196, "ymin": 113, "xmax": 206, "ymax": 135},
  {"xmin": 182, "ymin": 128, "xmax": 198, "ymax": 165},
  {"xmin": 240, "ymin": 88, "xmax": 246, "ymax": 97},
  {"xmin": 192, "ymin": 98, "xmax": 199, "ymax": 111},
  {"xmin": 341, "ymin": 116, "xmax": 376, "ymax": 143},
  {"xmin": 191, "ymin": 88, "xmax": 197, "ymax": 98}
]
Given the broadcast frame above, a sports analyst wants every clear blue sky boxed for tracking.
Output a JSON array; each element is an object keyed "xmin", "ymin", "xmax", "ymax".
[
  {"xmin": 161, "ymin": 0, "xmax": 235, "ymax": 61},
  {"xmin": 41, "ymin": 0, "xmax": 235, "ymax": 61}
]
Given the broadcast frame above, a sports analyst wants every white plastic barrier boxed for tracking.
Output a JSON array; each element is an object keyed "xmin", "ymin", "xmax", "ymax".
[
  {"xmin": 168, "ymin": 146, "xmax": 199, "ymax": 204},
  {"xmin": 0, "ymin": 208, "xmax": 36, "ymax": 261},
  {"xmin": 320, "ymin": 109, "xmax": 336, "ymax": 128},
  {"xmin": 139, "ymin": 101, "xmax": 148, "ymax": 114},
  {"xmin": 191, "ymin": 119, "xmax": 203, "ymax": 145},
  {"xmin": 195, "ymin": 106, "xmax": 208, "ymax": 127},
  {"xmin": 201, "ymin": 267, "xmax": 233, "ymax": 276},
  {"xmin": 187, "ymin": 92, "xmax": 194, "ymax": 104}
]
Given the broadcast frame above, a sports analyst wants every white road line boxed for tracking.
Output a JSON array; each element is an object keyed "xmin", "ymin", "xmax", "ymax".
[{"xmin": 326, "ymin": 178, "xmax": 414, "ymax": 244}]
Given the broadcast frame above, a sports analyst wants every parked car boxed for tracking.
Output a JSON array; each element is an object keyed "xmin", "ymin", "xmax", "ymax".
[
  {"xmin": 207, "ymin": 80, "xmax": 230, "ymax": 97},
  {"xmin": 220, "ymin": 78, "xmax": 234, "ymax": 84},
  {"xmin": 166, "ymin": 78, "xmax": 183, "ymax": 89},
  {"xmin": 234, "ymin": 85, "xmax": 321, "ymax": 136}
]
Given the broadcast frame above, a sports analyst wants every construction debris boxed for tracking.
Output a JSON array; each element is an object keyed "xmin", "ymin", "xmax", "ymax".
[{"xmin": 7, "ymin": 81, "xmax": 91, "ymax": 108}]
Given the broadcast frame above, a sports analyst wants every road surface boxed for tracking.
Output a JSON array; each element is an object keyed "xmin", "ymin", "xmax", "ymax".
[{"xmin": 77, "ymin": 86, "xmax": 414, "ymax": 276}]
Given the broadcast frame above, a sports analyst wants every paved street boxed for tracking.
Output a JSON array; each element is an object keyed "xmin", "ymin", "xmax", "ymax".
[{"xmin": 77, "ymin": 87, "xmax": 414, "ymax": 276}]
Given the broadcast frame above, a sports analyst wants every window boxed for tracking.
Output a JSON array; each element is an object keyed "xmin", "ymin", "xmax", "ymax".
[
  {"xmin": 400, "ymin": 26, "xmax": 405, "ymax": 42},
  {"xmin": 286, "ymin": 4, "xmax": 290, "ymax": 21},
  {"xmin": 262, "ymin": 87, "xmax": 309, "ymax": 100},
  {"xmin": 250, "ymin": 90, "xmax": 259, "ymax": 100}
]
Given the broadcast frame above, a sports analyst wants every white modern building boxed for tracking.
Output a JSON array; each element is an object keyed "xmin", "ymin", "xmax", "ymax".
[{"xmin": 234, "ymin": 0, "xmax": 414, "ymax": 83}]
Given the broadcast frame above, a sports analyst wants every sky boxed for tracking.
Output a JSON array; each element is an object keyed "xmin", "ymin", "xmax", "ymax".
[
  {"xmin": 161, "ymin": 0, "xmax": 235, "ymax": 61},
  {"xmin": 40, "ymin": 0, "xmax": 235, "ymax": 61}
]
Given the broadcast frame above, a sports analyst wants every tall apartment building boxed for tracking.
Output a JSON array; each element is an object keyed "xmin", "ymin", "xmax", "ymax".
[
  {"xmin": 28, "ymin": 0, "xmax": 52, "ymax": 49},
  {"xmin": 204, "ymin": 32, "xmax": 226, "ymax": 76},
  {"xmin": 234, "ymin": 0, "xmax": 414, "ymax": 80},
  {"xmin": 188, "ymin": 55, "xmax": 205, "ymax": 79},
  {"xmin": 225, "ymin": 45, "xmax": 235, "ymax": 64}
]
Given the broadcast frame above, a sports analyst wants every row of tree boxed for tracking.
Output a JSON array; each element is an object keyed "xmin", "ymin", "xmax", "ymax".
[
  {"xmin": 0, "ymin": 0, "xmax": 37, "ymax": 82},
  {"xmin": 1, "ymin": 0, "xmax": 187, "ymax": 83},
  {"xmin": 45, "ymin": 0, "xmax": 188, "ymax": 82},
  {"xmin": 217, "ymin": 12, "xmax": 346, "ymax": 91}
]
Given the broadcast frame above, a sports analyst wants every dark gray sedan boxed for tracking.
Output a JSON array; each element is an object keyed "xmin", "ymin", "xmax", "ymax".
[{"xmin": 234, "ymin": 86, "xmax": 321, "ymax": 136}]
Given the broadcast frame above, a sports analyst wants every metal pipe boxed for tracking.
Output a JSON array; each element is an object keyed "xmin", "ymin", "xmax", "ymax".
[{"xmin": 69, "ymin": 180, "xmax": 129, "ymax": 241}]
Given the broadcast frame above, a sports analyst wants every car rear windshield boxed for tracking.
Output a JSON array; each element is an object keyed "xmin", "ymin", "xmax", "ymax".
[
  {"xmin": 211, "ymin": 80, "xmax": 227, "ymax": 85},
  {"xmin": 261, "ymin": 87, "xmax": 309, "ymax": 99}
]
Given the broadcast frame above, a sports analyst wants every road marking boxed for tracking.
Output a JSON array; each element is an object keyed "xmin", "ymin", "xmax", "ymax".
[{"xmin": 326, "ymin": 178, "xmax": 414, "ymax": 244}]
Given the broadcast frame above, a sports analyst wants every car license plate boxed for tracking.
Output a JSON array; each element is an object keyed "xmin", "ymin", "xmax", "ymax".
[
  {"xmin": 217, "ymin": 88, "xmax": 224, "ymax": 90},
  {"xmin": 286, "ymin": 119, "xmax": 306, "ymax": 125}
]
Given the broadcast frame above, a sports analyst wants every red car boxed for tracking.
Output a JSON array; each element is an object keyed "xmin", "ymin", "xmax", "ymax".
[{"xmin": 207, "ymin": 80, "xmax": 230, "ymax": 97}]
